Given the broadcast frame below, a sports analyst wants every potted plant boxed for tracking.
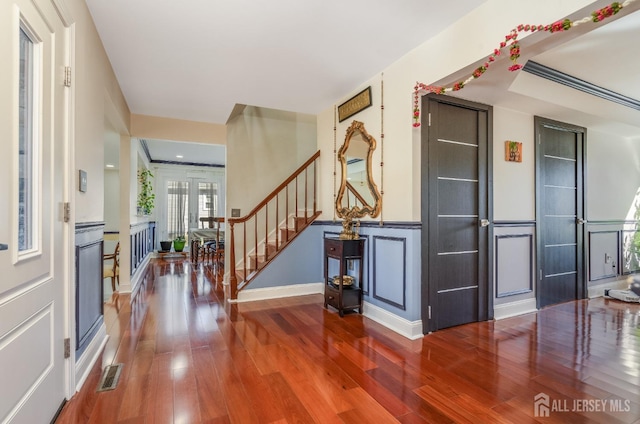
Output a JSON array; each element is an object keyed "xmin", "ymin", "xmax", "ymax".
[
  {"xmin": 137, "ymin": 169, "xmax": 155, "ymax": 215},
  {"xmin": 173, "ymin": 235, "xmax": 186, "ymax": 252}
]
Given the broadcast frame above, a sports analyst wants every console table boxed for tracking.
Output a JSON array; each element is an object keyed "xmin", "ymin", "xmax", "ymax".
[{"xmin": 324, "ymin": 238, "xmax": 364, "ymax": 316}]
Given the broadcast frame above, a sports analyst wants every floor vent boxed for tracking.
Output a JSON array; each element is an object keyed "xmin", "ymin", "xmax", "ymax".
[{"xmin": 96, "ymin": 363, "xmax": 123, "ymax": 392}]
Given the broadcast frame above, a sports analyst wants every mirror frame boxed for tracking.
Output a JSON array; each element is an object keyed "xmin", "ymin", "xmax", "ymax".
[{"xmin": 335, "ymin": 120, "xmax": 382, "ymax": 219}]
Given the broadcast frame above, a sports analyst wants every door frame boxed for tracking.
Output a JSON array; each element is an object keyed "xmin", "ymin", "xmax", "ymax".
[
  {"xmin": 155, "ymin": 167, "xmax": 225, "ymax": 244},
  {"xmin": 420, "ymin": 93, "xmax": 494, "ymax": 333},
  {"xmin": 534, "ymin": 116, "xmax": 587, "ymax": 308}
]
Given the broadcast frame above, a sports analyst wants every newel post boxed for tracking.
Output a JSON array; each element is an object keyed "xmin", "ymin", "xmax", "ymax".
[{"xmin": 229, "ymin": 221, "xmax": 237, "ymax": 300}]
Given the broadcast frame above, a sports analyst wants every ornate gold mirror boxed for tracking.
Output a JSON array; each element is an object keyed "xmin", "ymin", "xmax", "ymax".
[{"xmin": 336, "ymin": 120, "xmax": 381, "ymax": 238}]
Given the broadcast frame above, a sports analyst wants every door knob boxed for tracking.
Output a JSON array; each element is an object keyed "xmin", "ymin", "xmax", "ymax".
[
  {"xmin": 479, "ymin": 219, "xmax": 490, "ymax": 227},
  {"xmin": 0, "ymin": 244, "xmax": 7, "ymax": 251},
  {"xmin": 576, "ymin": 218, "xmax": 586, "ymax": 225}
]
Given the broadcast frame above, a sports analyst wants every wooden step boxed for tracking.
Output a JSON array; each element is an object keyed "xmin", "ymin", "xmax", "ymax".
[
  {"xmin": 248, "ymin": 254, "xmax": 265, "ymax": 272},
  {"xmin": 280, "ymin": 227, "xmax": 296, "ymax": 242},
  {"xmin": 293, "ymin": 216, "xmax": 309, "ymax": 232}
]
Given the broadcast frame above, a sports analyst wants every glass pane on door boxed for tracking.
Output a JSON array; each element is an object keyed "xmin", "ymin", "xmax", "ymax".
[
  {"xmin": 197, "ymin": 182, "xmax": 218, "ymax": 226},
  {"xmin": 167, "ymin": 180, "xmax": 189, "ymax": 240}
]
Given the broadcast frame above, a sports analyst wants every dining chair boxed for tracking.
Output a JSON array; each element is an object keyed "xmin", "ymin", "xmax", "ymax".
[{"xmin": 103, "ymin": 242, "xmax": 120, "ymax": 292}]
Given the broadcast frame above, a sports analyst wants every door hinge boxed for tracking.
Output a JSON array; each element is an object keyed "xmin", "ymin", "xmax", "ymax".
[
  {"xmin": 64, "ymin": 66, "xmax": 71, "ymax": 87},
  {"xmin": 428, "ymin": 305, "xmax": 432, "ymax": 320},
  {"xmin": 63, "ymin": 202, "xmax": 71, "ymax": 223},
  {"xmin": 428, "ymin": 113, "xmax": 431, "ymax": 127},
  {"xmin": 539, "ymin": 269, "xmax": 543, "ymax": 280},
  {"xmin": 64, "ymin": 338, "xmax": 71, "ymax": 359}
]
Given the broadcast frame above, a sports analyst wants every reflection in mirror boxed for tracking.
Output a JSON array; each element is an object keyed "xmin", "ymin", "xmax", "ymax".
[{"xmin": 336, "ymin": 121, "xmax": 381, "ymax": 238}]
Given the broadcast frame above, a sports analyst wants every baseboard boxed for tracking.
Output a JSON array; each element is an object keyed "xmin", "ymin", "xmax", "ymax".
[
  {"xmin": 362, "ymin": 302, "xmax": 423, "ymax": 340},
  {"xmin": 588, "ymin": 278, "xmax": 629, "ymax": 298},
  {"xmin": 126, "ymin": 255, "xmax": 152, "ymax": 297},
  {"xmin": 235, "ymin": 284, "xmax": 423, "ymax": 340},
  {"xmin": 235, "ymin": 282, "xmax": 324, "ymax": 303},
  {"xmin": 493, "ymin": 298, "xmax": 538, "ymax": 320},
  {"xmin": 75, "ymin": 324, "xmax": 108, "ymax": 392}
]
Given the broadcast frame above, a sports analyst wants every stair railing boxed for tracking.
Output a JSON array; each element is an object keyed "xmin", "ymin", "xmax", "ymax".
[{"xmin": 228, "ymin": 150, "xmax": 321, "ymax": 299}]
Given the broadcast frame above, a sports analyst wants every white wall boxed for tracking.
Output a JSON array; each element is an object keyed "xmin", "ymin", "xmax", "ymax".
[
  {"xmin": 103, "ymin": 169, "xmax": 119, "ymax": 232},
  {"xmin": 587, "ymin": 130, "xmax": 640, "ymax": 221},
  {"xmin": 493, "ymin": 107, "xmax": 536, "ymax": 220}
]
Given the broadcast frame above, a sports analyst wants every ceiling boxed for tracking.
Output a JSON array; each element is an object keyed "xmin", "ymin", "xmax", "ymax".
[
  {"xmin": 86, "ymin": 0, "xmax": 486, "ymax": 124},
  {"xmin": 95, "ymin": 1, "xmax": 640, "ymax": 169}
]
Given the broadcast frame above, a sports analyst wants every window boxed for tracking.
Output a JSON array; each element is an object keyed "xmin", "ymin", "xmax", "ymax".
[
  {"xmin": 198, "ymin": 182, "xmax": 218, "ymax": 218},
  {"xmin": 18, "ymin": 27, "xmax": 36, "ymax": 252}
]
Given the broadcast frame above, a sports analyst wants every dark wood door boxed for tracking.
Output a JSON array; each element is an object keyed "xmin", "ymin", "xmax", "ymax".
[
  {"xmin": 421, "ymin": 95, "xmax": 492, "ymax": 332},
  {"xmin": 536, "ymin": 117, "xmax": 585, "ymax": 308}
]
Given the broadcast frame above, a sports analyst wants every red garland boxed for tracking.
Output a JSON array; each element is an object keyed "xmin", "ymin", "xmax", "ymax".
[{"xmin": 412, "ymin": 1, "xmax": 624, "ymax": 127}]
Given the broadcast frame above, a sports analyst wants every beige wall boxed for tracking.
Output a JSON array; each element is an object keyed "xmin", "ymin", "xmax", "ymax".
[
  {"xmin": 131, "ymin": 114, "xmax": 227, "ymax": 145},
  {"xmin": 226, "ymin": 106, "xmax": 317, "ymax": 219},
  {"xmin": 69, "ymin": 0, "xmax": 130, "ymax": 223},
  {"xmin": 318, "ymin": 0, "xmax": 596, "ymax": 222}
]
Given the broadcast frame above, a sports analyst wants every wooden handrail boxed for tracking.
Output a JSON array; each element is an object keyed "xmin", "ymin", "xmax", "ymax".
[
  {"xmin": 228, "ymin": 150, "xmax": 321, "ymax": 300},
  {"xmin": 228, "ymin": 150, "xmax": 320, "ymax": 224}
]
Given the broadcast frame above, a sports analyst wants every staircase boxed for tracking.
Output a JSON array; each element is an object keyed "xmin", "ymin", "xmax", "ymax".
[{"xmin": 227, "ymin": 151, "xmax": 321, "ymax": 300}]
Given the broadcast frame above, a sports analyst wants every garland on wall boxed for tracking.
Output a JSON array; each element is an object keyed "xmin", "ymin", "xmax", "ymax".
[
  {"xmin": 333, "ymin": 105, "xmax": 337, "ymax": 222},
  {"xmin": 411, "ymin": 0, "xmax": 636, "ymax": 127},
  {"xmin": 380, "ymin": 73, "xmax": 385, "ymax": 226}
]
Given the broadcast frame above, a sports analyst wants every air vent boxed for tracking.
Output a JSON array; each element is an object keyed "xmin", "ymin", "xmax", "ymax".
[{"xmin": 96, "ymin": 364, "xmax": 123, "ymax": 392}]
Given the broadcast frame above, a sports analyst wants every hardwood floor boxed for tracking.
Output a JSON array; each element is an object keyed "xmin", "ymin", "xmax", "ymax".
[{"xmin": 56, "ymin": 259, "xmax": 640, "ymax": 423}]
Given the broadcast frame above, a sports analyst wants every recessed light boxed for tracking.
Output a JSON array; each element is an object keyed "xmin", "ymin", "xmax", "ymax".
[
  {"xmin": 176, "ymin": 155, "xmax": 183, "ymax": 159},
  {"xmin": 106, "ymin": 164, "xmax": 115, "ymax": 168}
]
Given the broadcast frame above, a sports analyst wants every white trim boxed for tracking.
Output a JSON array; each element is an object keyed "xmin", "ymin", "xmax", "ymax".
[
  {"xmin": 51, "ymin": 0, "xmax": 74, "ymax": 26},
  {"xmin": 588, "ymin": 278, "xmax": 629, "ymax": 298},
  {"xmin": 74, "ymin": 324, "xmax": 108, "ymax": 392},
  {"xmin": 362, "ymin": 302, "xmax": 423, "ymax": 340},
  {"xmin": 233, "ymin": 284, "xmax": 424, "ymax": 340},
  {"xmin": 235, "ymin": 282, "xmax": 324, "ymax": 303},
  {"xmin": 493, "ymin": 298, "xmax": 538, "ymax": 320},
  {"xmin": 124, "ymin": 255, "xmax": 152, "ymax": 296}
]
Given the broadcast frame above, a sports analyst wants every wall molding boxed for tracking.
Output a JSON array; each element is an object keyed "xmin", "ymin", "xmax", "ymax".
[
  {"xmin": 587, "ymin": 219, "xmax": 638, "ymax": 226},
  {"xmin": 314, "ymin": 220, "xmax": 421, "ymax": 229},
  {"xmin": 493, "ymin": 298, "xmax": 538, "ymax": 320},
  {"xmin": 372, "ymin": 235, "xmax": 406, "ymax": 310},
  {"xmin": 75, "ymin": 221, "xmax": 105, "ymax": 235},
  {"xmin": 75, "ymin": 325, "xmax": 107, "ymax": 392},
  {"xmin": 495, "ymin": 234, "xmax": 533, "ymax": 298},
  {"xmin": 493, "ymin": 220, "xmax": 536, "ymax": 227},
  {"xmin": 588, "ymin": 230, "xmax": 619, "ymax": 281},
  {"xmin": 523, "ymin": 61, "xmax": 640, "ymax": 112},
  {"xmin": 363, "ymin": 301, "xmax": 423, "ymax": 340},
  {"xmin": 235, "ymin": 282, "xmax": 324, "ymax": 303}
]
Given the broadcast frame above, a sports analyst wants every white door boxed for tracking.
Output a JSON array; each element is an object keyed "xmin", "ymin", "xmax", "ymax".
[{"xmin": 0, "ymin": 0, "xmax": 69, "ymax": 422}]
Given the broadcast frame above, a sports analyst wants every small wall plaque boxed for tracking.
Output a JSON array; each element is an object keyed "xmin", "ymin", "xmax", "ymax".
[
  {"xmin": 505, "ymin": 141, "xmax": 522, "ymax": 162},
  {"xmin": 338, "ymin": 86, "xmax": 372, "ymax": 122},
  {"xmin": 79, "ymin": 169, "xmax": 87, "ymax": 192}
]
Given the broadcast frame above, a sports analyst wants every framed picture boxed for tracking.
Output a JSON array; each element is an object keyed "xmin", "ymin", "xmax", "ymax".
[
  {"xmin": 505, "ymin": 141, "xmax": 522, "ymax": 162},
  {"xmin": 338, "ymin": 86, "xmax": 372, "ymax": 122}
]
